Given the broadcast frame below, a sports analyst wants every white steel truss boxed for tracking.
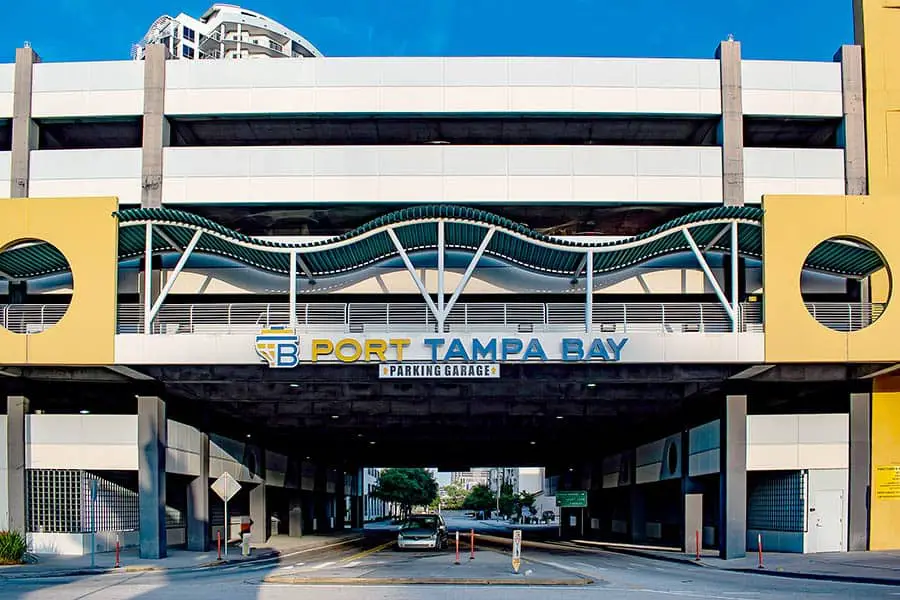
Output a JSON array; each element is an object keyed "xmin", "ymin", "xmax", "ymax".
[{"xmin": 387, "ymin": 222, "xmax": 496, "ymax": 332}]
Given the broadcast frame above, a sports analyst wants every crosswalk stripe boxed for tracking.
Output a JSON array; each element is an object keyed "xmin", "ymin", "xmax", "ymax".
[{"xmin": 311, "ymin": 561, "xmax": 335, "ymax": 570}]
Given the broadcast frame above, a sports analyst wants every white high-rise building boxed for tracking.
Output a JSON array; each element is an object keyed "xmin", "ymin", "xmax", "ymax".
[{"xmin": 132, "ymin": 4, "xmax": 322, "ymax": 60}]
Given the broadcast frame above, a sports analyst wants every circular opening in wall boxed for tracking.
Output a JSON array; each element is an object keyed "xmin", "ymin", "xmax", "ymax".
[
  {"xmin": 666, "ymin": 441, "xmax": 679, "ymax": 475},
  {"xmin": 801, "ymin": 237, "xmax": 889, "ymax": 332},
  {"xmin": 0, "ymin": 239, "xmax": 72, "ymax": 334}
]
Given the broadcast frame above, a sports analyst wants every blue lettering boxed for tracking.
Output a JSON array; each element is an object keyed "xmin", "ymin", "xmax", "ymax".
[
  {"xmin": 501, "ymin": 338, "xmax": 523, "ymax": 360},
  {"xmin": 444, "ymin": 338, "xmax": 471, "ymax": 361},
  {"xmin": 423, "ymin": 338, "xmax": 444, "ymax": 362},
  {"xmin": 522, "ymin": 338, "xmax": 548, "ymax": 361},
  {"xmin": 472, "ymin": 338, "xmax": 497, "ymax": 361},
  {"xmin": 275, "ymin": 343, "xmax": 299, "ymax": 368},
  {"xmin": 561, "ymin": 338, "xmax": 584, "ymax": 361},
  {"xmin": 607, "ymin": 337, "xmax": 628, "ymax": 361},
  {"xmin": 587, "ymin": 338, "xmax": 611, "ymax": 361}
]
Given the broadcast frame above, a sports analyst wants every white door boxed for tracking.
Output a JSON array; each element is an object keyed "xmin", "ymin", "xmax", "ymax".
[{"xmin": 811, "ymin": 490, "xmax": 844, "ymax": 552}]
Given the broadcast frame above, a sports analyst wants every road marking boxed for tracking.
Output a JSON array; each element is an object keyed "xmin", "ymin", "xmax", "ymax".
[
  {"xmin": 343, "ymin": 561, "xmax": 361, "ymax": 568},
  {"xmin": 311, "ymin": 561, "xmax": 335, "ymax": 570},
  {"xmin": 576, "ymin": 561, "xmax": 607, "ymax": 571},
  {"xmin": 339, "ymin": 540, "xmax": 395, "ymax": 564}
]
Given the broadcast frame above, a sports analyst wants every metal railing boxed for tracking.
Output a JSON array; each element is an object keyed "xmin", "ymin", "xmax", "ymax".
[{"xmin": 0, "ymin": 302, "xmax": 884, "ymax": 336}]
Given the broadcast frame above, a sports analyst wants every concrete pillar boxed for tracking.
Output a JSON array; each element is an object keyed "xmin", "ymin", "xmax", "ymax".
[
  {"xmin": 250, "ymin": 448, "xmax": 267, "ymax": 543},
  {"xmin": 141, "ymin": 44, "xmax": 168, "ymax": 208},
  {"xmin": 719, "ymin": 394, "xmax": 747, "ymax": 559},
  {"xmin": 849, "ymin": 391, "xmax": 871, "ymax": 551},
  {"xmin": 138, "ymin": 396, "xmax": 167, "ymax": 559},
  {"xmin": 835, "ymin": 45, "xmax": 867, "ymax": 196},
  {"xmin": 6, "ymin": 396, "xmax": 28, "ymax": 534},
  {"xmin": 11, "ymin": 47, "xmax": 39, "ymax": 198},
  {"xmin": 288, "ymin": 492, "xmax": 303, "ymax": 537},
  {"xmin": 716, "ymin": 40, "xmax": 744, "ymax": 207},
  {"xmin": 684, "ymin": 494, "xmax": 703, "ymax": 555},
  {"xmin": 186, "ymin": 433, "xmax": 209, "ymax": 552}
]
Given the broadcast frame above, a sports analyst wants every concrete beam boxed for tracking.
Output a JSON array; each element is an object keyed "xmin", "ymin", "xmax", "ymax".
[
  {"xmin": 6, "ymin": 396, "xmax": 28, "ymax": 534},
  {"xmin": 848, "ymin": 392, "xmax": 871, "ymax": 551},
  {"xmin": 716, "ymin": 40, "xmax": 744, "ymax": 207},
  {"xmin": 138, "ymin": 396, "xmax": 167, "ymax": 559},
  {"xmin": 141, "ymin": 45, "xmax": 168, "ymax": 208},
  {"xmin": 835, "ymin": 45, "xmax": 867, "ymax": 195},
  {"xmin": 10, "ymin": 47, "xmax": 39, "ymax": 198}
]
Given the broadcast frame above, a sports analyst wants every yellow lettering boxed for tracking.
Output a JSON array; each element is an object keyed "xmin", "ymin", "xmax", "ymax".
[
  {"xmin": 311, "ymin": 339, "xmax": 333, "ymax": 362},
  {"xmin": 389, "ymin": 338, "xmax": 411, "ymax": 361},
  {"xmin": 365, "ymin": 339, "xmax": 387, "ymax": 362},
  {"xmin": 335, "ymin": 339, "xmax": 362, "ymax": 363}
]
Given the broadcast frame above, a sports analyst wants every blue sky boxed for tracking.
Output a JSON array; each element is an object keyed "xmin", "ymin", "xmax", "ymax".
[{"xmin": 0, "ymin": 0, "xmax": 854, "ymax": 63}]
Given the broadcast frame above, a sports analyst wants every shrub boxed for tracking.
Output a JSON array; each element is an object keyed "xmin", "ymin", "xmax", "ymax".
[{"xmin": 0, "ymin": 530, "xmax": 27, "ymax": 564}]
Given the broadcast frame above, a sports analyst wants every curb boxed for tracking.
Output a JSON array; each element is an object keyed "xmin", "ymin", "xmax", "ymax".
[
  {"xmin": 575, "ymin": 542, "xmax": 900, "ymax": 587},
  {"xmin": 724, "ymin": 567, "xmax": 900, "ymax": 587},
  {"xmin": 263, "ymin": 575, "xmax": 594, "ymax": 586},
  {"xmin": 0, "ymin": 536, "xmax": 362, "ymax": 581}
]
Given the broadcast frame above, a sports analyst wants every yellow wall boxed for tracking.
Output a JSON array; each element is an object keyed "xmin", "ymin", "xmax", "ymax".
[
  {"xmin": 855, "ymin": 0, "xmax": 900, "ymax": 550},
  {"xmin": 855, "ymin": 0, "xmax": 900, "ymax": 196},
  {"xmin": 872, "ymin": 375, "xmax": 900, "ymax": 550},
  {"xmin": 0, "ymin": 197, "xmax": 118, "ymax": 365},
  {"xmin": 762, "ymin": 194, "xmax": 900, "ymax": 363}
]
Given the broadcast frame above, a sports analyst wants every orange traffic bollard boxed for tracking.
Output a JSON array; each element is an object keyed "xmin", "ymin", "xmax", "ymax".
[
  {"xmin": 470, "ymin": 529, "xmax": 475, "ymax": 560},
  {"xmin": 695, "ymin": 530, "xmax": 701, "ymax": 561},
  {"xmin": 217, "ymin": 530, "xmax": 222, "ymax": 561}
]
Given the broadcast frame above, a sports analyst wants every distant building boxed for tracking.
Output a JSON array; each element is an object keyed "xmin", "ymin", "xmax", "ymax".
[
  {"xmin": 519, "ymin": 467, "xmax": 556, "ymax": 517},
  {"xmin": 451, "ymin": 470, "xmax": 490, "ymax": 491},
  {"xmin": 363, "ymin": 467, "xmax": 386, "ymax": 522},
  {"xmin": 132, "ymin": 3, "xmax": 321, "ymax": 60}
]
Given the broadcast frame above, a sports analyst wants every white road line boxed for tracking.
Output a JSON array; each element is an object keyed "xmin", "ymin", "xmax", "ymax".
[
  {"xmin": 575, "ymin": 561, "xmax": 607, "ymax": 571},
  {"xmin": 310, "ymin": 561, "xmax": 335, "ymax": 570},
  {"xmin": 343, "ymin": 561, "xmax": 361, "ymax": 568}
]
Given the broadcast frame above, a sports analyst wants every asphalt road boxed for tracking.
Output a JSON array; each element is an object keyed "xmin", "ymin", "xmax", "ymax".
[{"xmin": 2, "ymin": 530, "xmax": 898, "ymax": 599}]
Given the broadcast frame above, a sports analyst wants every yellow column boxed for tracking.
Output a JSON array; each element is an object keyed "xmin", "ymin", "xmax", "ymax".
[
  {"xmin": 871, "ymin": 376, "xmax": 900, "ymax": 549},
  {"xmin": 854, "ymin": 0, "xmax": 900, "ymax": 196}
]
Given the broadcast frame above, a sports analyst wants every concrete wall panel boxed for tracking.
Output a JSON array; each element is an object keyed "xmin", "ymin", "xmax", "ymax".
[
  {"xmin": 29, "ymin": 149, "xmax": 142, "ymax": 205},
  {"xmin": 0, "ymin": 63, "xmax": 13, "ymax": 118},
  {"xmin": 746, "ymin": 414, "xmax": 848, "ymax": 471},
  {"xmin": 165, "ymin": 57, "xmax": 722, "ymax": 115},
  {"xmin": 162, "ymin": 145, "xmax": 723, "ymax": 204},
  {"xmin": 743, "ymin": 148, "xmax": 845, "ymax": 204},
  {"xmin": 742, "ymin": 60, "xmax": 842, "ymax": 117},
  {"xmin": 32, "ymin": 61, "xmax": 144, "ymax": 117}
]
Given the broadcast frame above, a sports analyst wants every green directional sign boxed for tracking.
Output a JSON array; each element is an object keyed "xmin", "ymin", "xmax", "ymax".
[{"xmin": 555, "ymin": 490, "xmax": 588, "ymax": 508}]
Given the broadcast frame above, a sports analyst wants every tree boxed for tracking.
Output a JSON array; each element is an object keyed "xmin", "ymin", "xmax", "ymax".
[
  {"xmin": 371, "ymin": 468, "xmax": 438, "ymax": 520},
  {"xmin": 463, "ymin": 484, "xmax": 496, "ymax": 512},
  {"xmin": 498, "ymin": 482, "xmax": 516, "ymax": 519},
  {"xmin": 516, "ymin": 491, "xmax": 538, "ymax": 522},
  {"xmin": 441, "ymin": 483, "xmax": 468, "ymax": 510}
]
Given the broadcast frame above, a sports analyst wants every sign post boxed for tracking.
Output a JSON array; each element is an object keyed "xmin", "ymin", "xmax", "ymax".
[
  {"xmin": 512, "ymin": 529, "xmax": 522, "ymax": 574},
  {"xmin": 556, "ymin": 491, "xmax": 588, "ymax": 540},
  {"xmin": 211, "ymin": 472, "xmax": 241, "ymax": 560}
]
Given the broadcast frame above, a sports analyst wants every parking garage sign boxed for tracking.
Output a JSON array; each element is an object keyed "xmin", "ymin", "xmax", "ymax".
[
  {"xmin": 379, "ymin": 363, "xmax": 500, "ymax": 379},
  {"xmin": 255, "ymin": 329, "xmax": 630, "ymax": 368}
]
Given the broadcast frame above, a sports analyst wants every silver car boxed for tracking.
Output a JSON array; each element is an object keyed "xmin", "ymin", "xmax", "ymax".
[{"xmin": 396, "ymin": 514, "xmax": 448, "ymax": 550}]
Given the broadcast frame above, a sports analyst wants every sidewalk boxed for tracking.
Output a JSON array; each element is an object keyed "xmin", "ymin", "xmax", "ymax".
[
  {"xmin": 571, "ymin": 539, "xmax": 900, "ymax": 586},
  {"xmin": 0, "ymin": 533, "xmax": 361, "ymax": 580}
]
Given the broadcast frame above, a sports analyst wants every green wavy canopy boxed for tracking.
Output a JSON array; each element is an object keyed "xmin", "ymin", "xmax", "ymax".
[{"xmin": 0, "ymin": 205, "xmax": 884, "ymax": 281}]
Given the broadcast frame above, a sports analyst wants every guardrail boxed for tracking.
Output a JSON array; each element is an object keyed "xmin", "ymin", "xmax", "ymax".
[{"xmin": 0, "ymin": 302, "xmax": 883, "ymax": 336}]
